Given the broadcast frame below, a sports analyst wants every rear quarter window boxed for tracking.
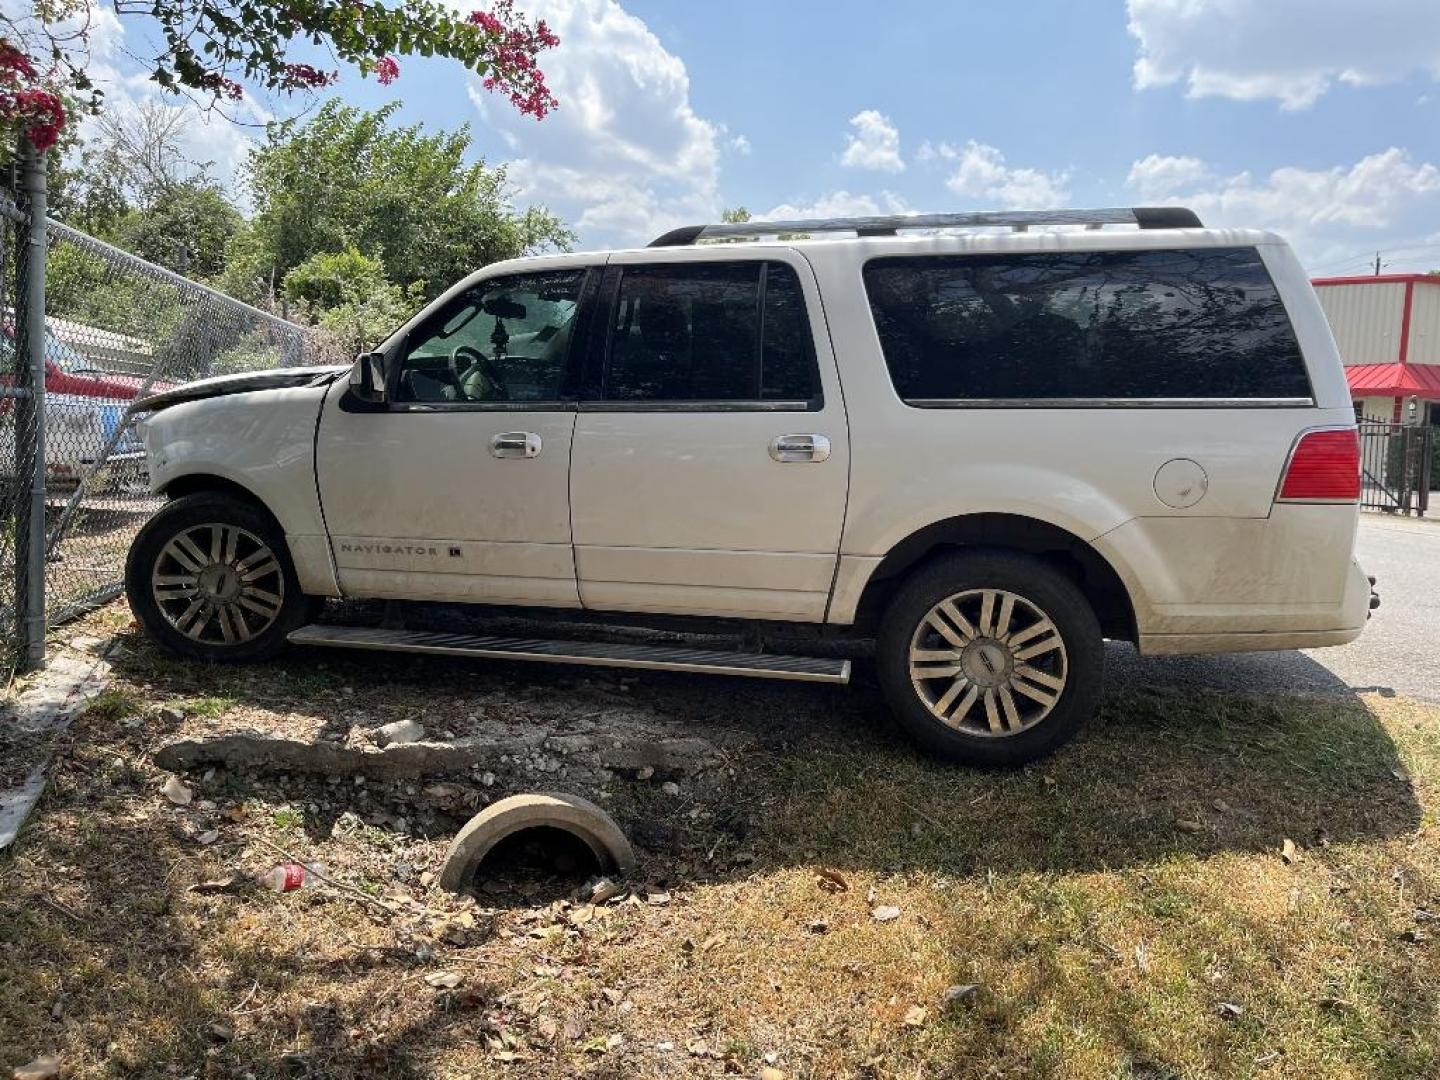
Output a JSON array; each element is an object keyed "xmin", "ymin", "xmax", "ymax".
[{"xmin": 863, "ymin": 247, "xmax": 1313, "ymax": 404}]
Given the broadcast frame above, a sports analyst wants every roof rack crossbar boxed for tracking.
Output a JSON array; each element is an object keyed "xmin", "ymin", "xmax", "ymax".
[{"xmin": 647, "ymin": 206, "xmax": 1202, "ymax": 247}]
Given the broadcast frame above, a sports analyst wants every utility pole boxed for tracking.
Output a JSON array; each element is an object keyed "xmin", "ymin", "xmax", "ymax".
[
  {"xmin": 14, "ymin": 138, "xmax": 47, "ymax": 670},
  {"xmin": 1374, "ymin": 251, "xmax": 1383, "ymax": 276}
]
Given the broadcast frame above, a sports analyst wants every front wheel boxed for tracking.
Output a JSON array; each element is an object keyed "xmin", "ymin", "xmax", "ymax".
[
  {"xmin": 125, "ymin": 492, "xmax": 317, "ymax": 662},
  {"xmin": 876, "ymin": 550, "xmax": 1103, "ymax": 766}
]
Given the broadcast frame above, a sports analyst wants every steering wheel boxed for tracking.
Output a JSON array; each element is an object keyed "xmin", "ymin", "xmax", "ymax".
[{"xmin": 449, "ymin": 343, "xmax": 510, "ymax": 401}]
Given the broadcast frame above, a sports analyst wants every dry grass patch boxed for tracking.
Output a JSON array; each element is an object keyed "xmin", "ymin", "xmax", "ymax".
[{"xmin": 0, "ymin": 604, "xmax": 1437, "ymax": 1077}]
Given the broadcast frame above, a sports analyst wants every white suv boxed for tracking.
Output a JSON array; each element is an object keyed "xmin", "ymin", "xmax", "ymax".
[{"xmin": 124, "ymin": 207, "xmax": 1373, "ymax": 765}]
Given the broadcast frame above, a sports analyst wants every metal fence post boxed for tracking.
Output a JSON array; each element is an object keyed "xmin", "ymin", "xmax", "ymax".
[{"xmin": 14, "ymin": 138, "xmax": 47, "ymax": 669}]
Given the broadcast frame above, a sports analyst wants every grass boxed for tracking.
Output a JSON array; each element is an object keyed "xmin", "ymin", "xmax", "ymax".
[
  {"xmin": 270, "ymin": 807, "xmax": 305, "ymax": 831},
  {"xmin": 0, "ymin": 603, "xmax": 1437, "ymax": 1078},
  {"xmin": 175, "ymin": 694, "xmax": 241, "ymax": 719}
]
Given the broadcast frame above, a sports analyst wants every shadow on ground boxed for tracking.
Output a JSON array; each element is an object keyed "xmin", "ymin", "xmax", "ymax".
[
  {"xmin": 0, "ymin": 619, "xmax": 1428, "ymax": 1078},
  {"xmin": 86, "ymin": 623, "xmax": 1426, "ymax": 878}
]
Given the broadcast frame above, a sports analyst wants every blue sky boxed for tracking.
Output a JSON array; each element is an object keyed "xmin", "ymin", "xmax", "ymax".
[{"xmin": 82, "ymin": 0, "xmax": 1440, "ymax": 275}]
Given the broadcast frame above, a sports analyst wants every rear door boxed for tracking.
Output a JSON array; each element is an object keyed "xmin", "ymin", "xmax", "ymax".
[{"xmin": 569, "ymin": 248, "xmax": 850, "ymax": 621}]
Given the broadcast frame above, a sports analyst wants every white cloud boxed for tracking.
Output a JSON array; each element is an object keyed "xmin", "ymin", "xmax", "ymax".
[
  {"xmin": 730, "ymin": 134, "xmax": 751, "ymax": 155},
  {"xmin": 940, "ymin": 140, "xmax": 1070, "ymax": 208},
  {"xmin": 0, "ymin": 0, "xmax": 258, "ymax": 199},
  {"xmin": 1127, "ymin": 0, "xmax": 1440, "ymax": 110},
  {"xmin": 763, "ymin": 190, "xmax": 912, "ymax": 221},
  {"xmin": 915, "ymin": 140, "xmax": 941, "ymax": 163},
  {"xmin": 1124, "ymin": 146, "xmax": 1440, "ymax": 270},
  {"xmin": 840, "ymin": 110, "xmax": 904, "ymax": 173},
  {"xmin": 57, "ymin": 5, "xmax": 265, "ymax": 204},
  {"xmin": 1126, "ymin": 154, "xmax": 1213, "ymax": 199},
  {"xmin": 464, "ymin": 0, "xmax": 723, "ymax": 248}
]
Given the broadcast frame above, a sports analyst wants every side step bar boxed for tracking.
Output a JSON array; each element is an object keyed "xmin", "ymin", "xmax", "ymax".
[{"xmin": 288, "ymin": 625, "xmax": 852, "ymax": 684}]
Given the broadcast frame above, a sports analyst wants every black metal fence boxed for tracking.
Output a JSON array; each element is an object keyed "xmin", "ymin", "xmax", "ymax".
[
  {"xmin": 1358, "ymin": 420, "xmax": 1433, "ymax": 517},
  {"xmin": 1, "ymin": 139, "xmax": 336, "ymax": 681}
]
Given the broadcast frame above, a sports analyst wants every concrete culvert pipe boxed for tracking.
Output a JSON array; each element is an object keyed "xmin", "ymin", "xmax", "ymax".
[{"xmin": 439, "ymin": 792, "xmax": 637, "ymax": 894}]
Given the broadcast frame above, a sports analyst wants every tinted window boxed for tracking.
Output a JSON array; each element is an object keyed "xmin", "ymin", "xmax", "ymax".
[
  {"xmin": 603, "ymin": 261, "xmax": 820, "ymax": 403},
  {"xmin": 864, "ymin": 247, "xmax": 1311, "ymax": 403},
  {"xmin": 395, "ymin": 269, "xmax": 585, "ymax": 403}
]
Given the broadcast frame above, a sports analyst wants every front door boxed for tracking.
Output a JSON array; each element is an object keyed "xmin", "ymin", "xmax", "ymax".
[
  {"xmin": 315, "ymin": 263, "xmax": 595, "ymax": 605},
  {"xmin": 569, "ymin": 250, "xmax": 850, "ymax": 621}
]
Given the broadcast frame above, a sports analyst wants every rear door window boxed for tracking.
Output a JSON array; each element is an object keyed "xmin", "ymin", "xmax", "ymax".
[
  {"xmin": 863, "ymin": 247, "xmax": 1312, "ymax": 404},
  {"xmin": 600, "ymin": 261, "xmax": 821, "ymax": 406}
]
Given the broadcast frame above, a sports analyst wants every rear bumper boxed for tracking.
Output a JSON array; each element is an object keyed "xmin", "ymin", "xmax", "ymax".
[{"xmin": 1137, "ymin": 558, "xmax": 1370, "ymax": 656}]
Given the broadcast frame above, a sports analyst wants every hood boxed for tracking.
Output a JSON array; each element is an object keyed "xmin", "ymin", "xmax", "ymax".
[{"xmin": 128, "ymin": 365, "xmax": 350, "ymax": 415}]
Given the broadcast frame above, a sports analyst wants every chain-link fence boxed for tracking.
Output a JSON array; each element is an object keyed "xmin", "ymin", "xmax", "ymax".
[
  {"xmin": 1, "ymin": 139, "xmax": 339, "ymax": 680},
  {"xmin": 0, "ymin": 202, "xmax": 14, "ymax": 665},
  {"xmin": 1, "ymin": 147, "xmax": 46, "ymax": 677}
]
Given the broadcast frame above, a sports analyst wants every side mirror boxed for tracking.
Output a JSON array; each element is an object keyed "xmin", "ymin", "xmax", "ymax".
[{"xmin": 349, "ymin": 351, "xmax": 387, "ymax": 403}]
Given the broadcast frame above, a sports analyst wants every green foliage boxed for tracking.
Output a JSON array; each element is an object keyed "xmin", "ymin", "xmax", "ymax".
[
  {"xmin": 709, "ymin": 204, "xmax": 808, "ymax": 242},
  {"xmin": 45, "ymin": 240, "xmax": 187, "ymax": 341},
  {"xmin": 9, "ymin": 0, "xmax": 557, "ymax": 117},
  {"xmin": 283, "ymin": 248, "xmax": 422, "ymax": 355},
  {"xmin": 208, "ymin": 327, "xmax": 307, "ymax": 374},
  {"xmin": 110, "ymin": 181, "xmax": 242, "ymax": 280},
  {"xmin": 282, "ymin": 248, "xmax": 389, "ymax": 309},
  {"xmin": 238, "ymin": 100, "xmax": 572, "ymax": 302}
]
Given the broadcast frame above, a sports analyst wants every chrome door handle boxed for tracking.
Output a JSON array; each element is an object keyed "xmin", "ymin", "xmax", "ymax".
[
  {"xmin": 769, "ymin": 433, "xmax": 831, "ymax": 463},
  {"xmin": 491, "ymin": 431, "xmax": 542, "ymax": 459}
]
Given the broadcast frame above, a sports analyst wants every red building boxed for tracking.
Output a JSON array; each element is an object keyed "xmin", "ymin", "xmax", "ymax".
[{"xmin": 1312, "ymin": 273, "xmax": 1440, "ymax": 425}]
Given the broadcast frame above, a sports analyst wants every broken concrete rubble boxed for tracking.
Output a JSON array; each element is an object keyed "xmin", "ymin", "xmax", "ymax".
[
  {"xmin": 154, "ymin": 729, "xmax": 726, "ymax": 787},
  {"xmin": 374, "ymin": 718, "xmax": 425, "ymax": 746}
]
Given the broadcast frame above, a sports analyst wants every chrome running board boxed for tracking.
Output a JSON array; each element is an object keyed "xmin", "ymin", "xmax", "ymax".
[{"xmin": 288, "ymin": 624, "xmax": 851, "ymax": 684}]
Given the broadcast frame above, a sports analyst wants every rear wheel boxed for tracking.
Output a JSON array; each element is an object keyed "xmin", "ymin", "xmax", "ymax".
[
  {"xmin": 877, "ymin": 550, "xmax": 1103, "ymax": 766},
  {"xmin": 125, "ymin": 492, "xmax": 316, "ymax": 662}
]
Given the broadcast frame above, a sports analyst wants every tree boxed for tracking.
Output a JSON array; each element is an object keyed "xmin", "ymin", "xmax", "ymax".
[
  {"xmin": 1, "ymin": 0, "xmax": 560, "ymax": 152},
  {"xmin": 113, "ymin": 182, "xmax": 243, "ymax": 279},
  {"xmin": 86, "ymin": 101, "xmax": 210, "ymax": 208},
  {"xmin": 282, "ymin": 248, "xmax": 421, "ymax": 355},
  {"xmin": 228, "ymin": 100, "xmax": 572, "ymax": 303},
  {"xmin": 45, "ymin": 99, "xmax": 243, "ymax": 278},
  {"xmin": 711, "ymin": 205, "xmax": 808, "ymax": 242}
]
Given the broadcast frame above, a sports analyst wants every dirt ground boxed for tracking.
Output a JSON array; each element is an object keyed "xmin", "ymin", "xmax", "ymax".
[{"xmin": 1, "ymin": 600, "xmax": 1438, "ymax": 1078}]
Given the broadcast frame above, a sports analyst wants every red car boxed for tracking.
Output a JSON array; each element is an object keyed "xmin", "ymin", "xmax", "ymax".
[{"xmin": 1, "ymin": 326, "xmax": 172, "ymax": 486}]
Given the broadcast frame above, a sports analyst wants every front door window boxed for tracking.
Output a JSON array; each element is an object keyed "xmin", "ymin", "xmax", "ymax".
[{"xmin": 394, "ymin": 269, "xmax": 586, "ymax": 403}]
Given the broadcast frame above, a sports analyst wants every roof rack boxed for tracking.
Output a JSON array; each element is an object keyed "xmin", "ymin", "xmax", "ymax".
[{"xmin": 647, "ymin": 206, "xmax": 1203, "ymax": 247}]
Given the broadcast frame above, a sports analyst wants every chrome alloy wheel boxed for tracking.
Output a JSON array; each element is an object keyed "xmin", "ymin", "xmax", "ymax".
[
  {"xmin": 150, "ymin": 523, "xmax": 285, "ymax": 645},
  {"xmin": 907, "ymin": 588, "xmax": 1068, "ymax": 737}
]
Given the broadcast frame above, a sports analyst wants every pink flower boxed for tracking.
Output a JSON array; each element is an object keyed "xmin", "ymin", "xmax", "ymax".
[
  {"xmin": 466, "ymin": 1, "xmax": 559, "ymax": 119},
  {"xmin": 375, "ymin": 56, "xmax": 400, "ymax": 85},
  {"xmin": 0, "ymin": 40, "xmax": 68, "ymax": 149},
  {"xmin": 4, "ymin": 88, "xmax": 66, "ymax": 150},
  {"xmin": 0, "ymin": 42, "xmax": 36, "ymax": 82},
  {"xmin": 469, "ymin": 10, "xmax": 503, "ymax": 34},
  {"xmin": 280, "ymin": 63, "xmax": 337, "ymax": 91},
  {"xmin": 196, "ymin": 70, "xmax": 244, "ymax": 101}
]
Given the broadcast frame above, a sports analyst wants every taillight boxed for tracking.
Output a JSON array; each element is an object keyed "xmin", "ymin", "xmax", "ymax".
[{"xmin": 1277, "ymin": 428, "xmax": 1361, "ymax": 502}]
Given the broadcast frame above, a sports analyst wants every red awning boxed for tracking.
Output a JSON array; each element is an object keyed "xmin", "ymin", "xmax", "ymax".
[{"xmin": 1345, "ymin": 362, "xmax": 1440, "ymax": 398}]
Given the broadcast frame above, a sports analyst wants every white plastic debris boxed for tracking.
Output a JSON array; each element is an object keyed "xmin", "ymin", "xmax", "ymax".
[{"xmin": 160, "ymin": 776, "xmax": 193, "ymax": 806}]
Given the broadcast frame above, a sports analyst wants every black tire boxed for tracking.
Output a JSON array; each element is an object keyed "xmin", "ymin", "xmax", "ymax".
[
  {"xmin": 125, "ymin": 492, "xmax": 317, "ymax": 662},
  {"xmin": 876, "ymin": 549, "xmax": 1103, "ymax": 766}
]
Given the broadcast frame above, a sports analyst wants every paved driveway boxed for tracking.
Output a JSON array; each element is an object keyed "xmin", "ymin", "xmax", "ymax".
[{"xmin": 1106, "ymin": 514, "xmax": 1440, "ymax": 701}]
